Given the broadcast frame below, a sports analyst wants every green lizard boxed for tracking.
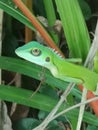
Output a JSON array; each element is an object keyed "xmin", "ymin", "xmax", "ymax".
[{"xmin": 15, "ymin": 41, "xmax": 98, "ymax": 93}]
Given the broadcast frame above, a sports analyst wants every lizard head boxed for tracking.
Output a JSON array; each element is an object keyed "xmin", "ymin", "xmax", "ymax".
[{"xmin": 15, "ymin": 41, "xmax": 62, "ymax": 77}]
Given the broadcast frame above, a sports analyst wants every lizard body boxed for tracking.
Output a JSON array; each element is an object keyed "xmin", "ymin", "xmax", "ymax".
[{"xmin": 15, "ymin": 41, "xmax": 98, "ymax": 92}]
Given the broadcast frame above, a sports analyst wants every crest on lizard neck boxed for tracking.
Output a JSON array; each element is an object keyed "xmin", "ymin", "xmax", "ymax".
[{"xmin": 48, "ymin": 46, "xmax": 64, "ymax": 59}]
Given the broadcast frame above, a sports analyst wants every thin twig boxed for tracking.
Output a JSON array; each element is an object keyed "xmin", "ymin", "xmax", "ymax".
[
  {"xmin": 77, "ymin": 20, "xmax": 98, "ymax": 130},
  {"xmin": 30, "ymin": 67, "xmax": 46, "ymax": 98},
  {"xmin": 84, "ymin": 20, "xmax": 98, "ymax": 68},
  {"xmin": 30, "ymin": 79, "xmax": 45, "ymax": 98},
  {"xmin": 51, "ymin": 96, "xmax": 98, "ymax": 121},
  {"xmin": 76, "ymin": 88, "xmax": 87, "ymax": 130},
  {"xmin": 33, "ymin": 83, "xmax": 75, "ymax": 130}
]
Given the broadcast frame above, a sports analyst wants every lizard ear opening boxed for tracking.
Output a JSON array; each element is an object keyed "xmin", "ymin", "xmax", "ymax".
[
  {"xmin": 45, "ymin": 57, "xmax": 50, "ymax": 62},
  {"xmin": 31, "ymin": 48, "xmax": 41, "ymax": 56}
]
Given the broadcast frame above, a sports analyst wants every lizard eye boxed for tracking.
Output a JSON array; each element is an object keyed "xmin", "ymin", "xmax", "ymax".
[
  {"xmin": 45, "ymin": 57, "xmax": 50, "ymax": 62},
  {"xmin": 31, "ymin": 48, "xmax": 41, "ymax": 56}
]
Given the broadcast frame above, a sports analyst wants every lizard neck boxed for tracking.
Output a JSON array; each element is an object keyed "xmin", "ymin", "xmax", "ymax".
[{"xmin": 45, "ymin": 63, "xmax": 59, "ymax": 78}]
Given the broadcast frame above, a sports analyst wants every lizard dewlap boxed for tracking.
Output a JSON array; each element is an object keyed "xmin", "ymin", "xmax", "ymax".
[{"xmin": 15, "ymin": 41, "xmax": 98, "ymax": 93}]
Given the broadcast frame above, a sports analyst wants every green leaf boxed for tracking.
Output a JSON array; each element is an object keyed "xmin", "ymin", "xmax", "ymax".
[
  {"xmin": 43, "ymin": 0, "xmax": 58, "ymax": 43},
  {"xmin": 55, "ymin": 0, "xmax": 91, "ymax": 61},
  {"xmin": 0, "ymin": 0, "xmax": 35, "ymax": 31},
  {"xmin": 0, "ymin": 85, "xmax": 98, "ymax": 126},
  {"xmin": 0, "ymin": 85, "xmax": 59, "ymax": 112},
  {"xmin": 78, "ymin": 0, "xmax": 91, "ymax": 20},
  {"xmin": 86, "ymin": 125, "xmax": 98, "ymax": 130}
]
